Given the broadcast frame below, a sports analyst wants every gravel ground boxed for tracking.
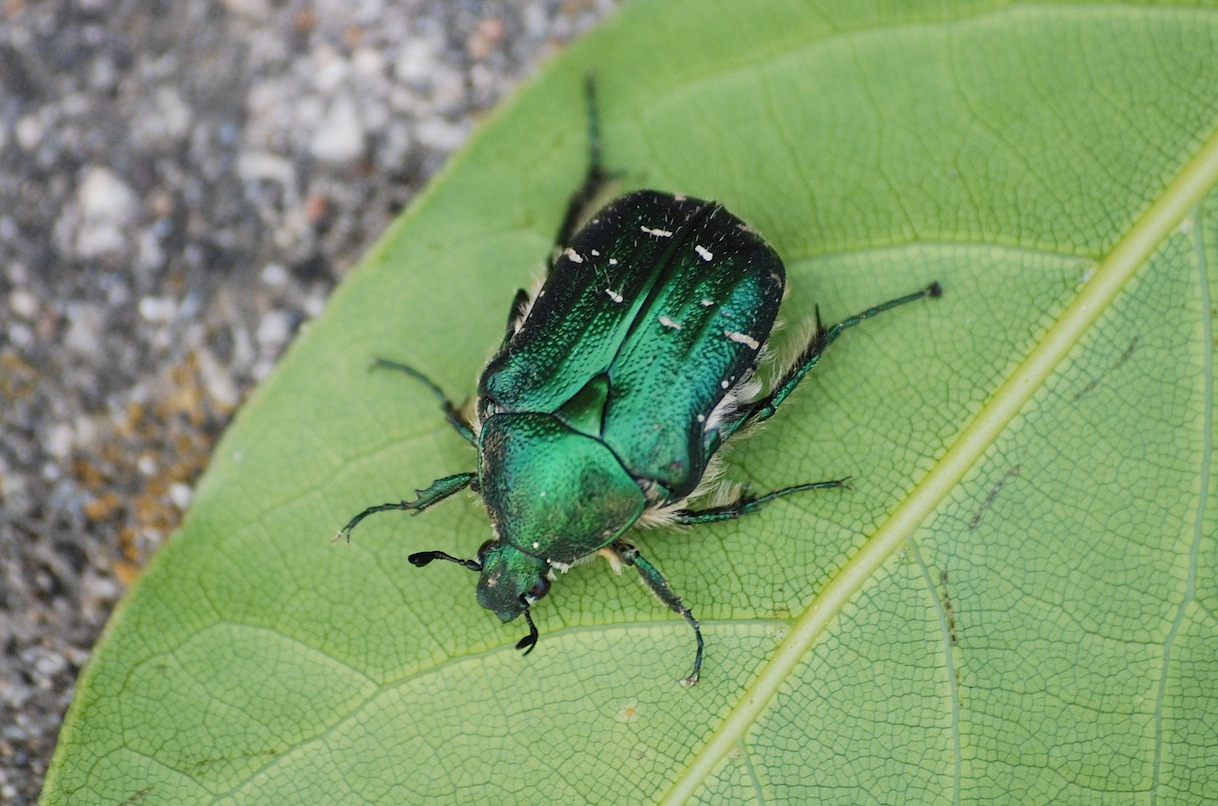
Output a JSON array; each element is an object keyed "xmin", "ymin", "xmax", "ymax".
[{"xmin": 0, "ymin": 1, "xmax": 619, "ymax": 801}]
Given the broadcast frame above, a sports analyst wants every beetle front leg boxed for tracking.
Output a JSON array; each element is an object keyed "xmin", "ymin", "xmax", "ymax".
[
  {"xmin": 335, "ymin": 471, "xmax": 476, "ymax": 543},
  {"xmin": 370, "ymin": 358, "xmax": 476, "ymax": 445},
  {"xmin": 671, "ymin": 479, "xmax": 852, "ymax": 525},
  {"xmin": 610, "ymin": 540, "xmax": 703, "ymax": 686}
]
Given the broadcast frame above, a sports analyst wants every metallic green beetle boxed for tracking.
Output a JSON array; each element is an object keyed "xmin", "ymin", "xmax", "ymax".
[{"xmin": 339, "ymin": 86, "xmax": 940, "ymax": 685}]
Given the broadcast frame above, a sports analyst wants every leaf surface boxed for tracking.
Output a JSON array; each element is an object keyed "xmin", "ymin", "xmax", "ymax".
[{"xmin": 44, "ymin": 1, "xmax": 1218, "ymax": 803}]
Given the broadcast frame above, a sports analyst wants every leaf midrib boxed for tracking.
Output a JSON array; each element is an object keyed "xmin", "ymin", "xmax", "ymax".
[{"xmin": 659, "ymin": 118, "xmax": 1218, "ymax": 806}]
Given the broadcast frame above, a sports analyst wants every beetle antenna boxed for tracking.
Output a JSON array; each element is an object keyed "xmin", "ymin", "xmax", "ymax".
[
  {"xmin": 515, "ymin": 604, "xmax": 539, "ymax": 655},
  {"xmin": 408, "ymin": 551, "xmax": 481, "ymax": 572}
]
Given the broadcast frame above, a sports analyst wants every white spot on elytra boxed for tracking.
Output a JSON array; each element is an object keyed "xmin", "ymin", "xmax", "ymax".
[
  {"xmin": 606, "ymin": 288, "xmax": 624, "ymax": 303},
  {"xmin": 720, "ymin": 380, "xmax": 730, "ymax": 389},
  {"xmin": 563, "ymin": 247, "xmax": 583, "ymax": 264},
  {"xmin": 694, "ymin": 245, "xmax": 713, "ymax": 262},
  {"xmin": 700, "ymin": 298, "xmax": 714, "ymax": 307},
  {"xmin": 590, "ymin": 249, "xmax": 601, "ymax": 256},
  {"xmin": 724, "ymin": 330, "xmax": 760, "ymax": 350},
  {"xmin": 659, "ymin": 316, "xmax": 682, "ymax": 330},
  {"xmin": 609, "ymin": 258, "xmax": 618, "ymax": 265},
  {"xmin": 533, "ymin": 541, "xmax": 541, "ymax": 549},
  {"xmin": 641, "ymin": 225, "xmax": 673, "ymax": 238},
  {"xmin": 696, "ymin": 414, "xmax": 706, "ymax": 423}
]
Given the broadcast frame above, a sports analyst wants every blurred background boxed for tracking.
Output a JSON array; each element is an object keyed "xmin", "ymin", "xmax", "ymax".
[{"xmin": 0, "ymin": 1, "xmax": 620, "ymax": 801}]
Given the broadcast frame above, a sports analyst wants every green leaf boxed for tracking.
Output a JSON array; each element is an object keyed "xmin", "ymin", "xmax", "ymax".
[{"xmin": 45, "ymin": 1, "xmax": 1218, "ymax": 803}]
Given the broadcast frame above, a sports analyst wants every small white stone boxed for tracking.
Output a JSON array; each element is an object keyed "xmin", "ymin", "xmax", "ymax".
[
  {"xmin": 64, "ymin": 304, "xmax": 105, "ymax": 355},
  {"xmin": 310, "ymin": 96, "xmax": 364, "ymax": 164},
  {"xmin": 237, "ymin": 151, "xmax": 295, "ymax": 191},
  {"xmin": 260, "ymin": 263, "xmax": 288, "ymax": 287},
  {"xmin": 394, "ymin": 38, "xmax": 438, "ymax": 84},
  {"xmin": 8, "ymin": 289, "xmax": 37, "ymax": 319},
  {"xmin": 414, "ymin": 118, "xmax": 466, "ymax": 151},
  {"xmin": 256, "ymin": 310, "xmax": 293, "ymax": 350},
  {"xmin": 15, "ymin": 115, "xmax": 42, "ymax": 150},
  {"xmin": 44, "ymin": 423, "xmax": 74, "ymax": 459},
  {"xmin": 352, "ymin": 47, "xmax": 385, "ymax": 76},
  {"xmin": 78, "ymin": 166, "xmax": 137, "ymax": 225},
  {"xmin": 169, "ymin": 483, "xmax": 193, "ymax": 510},
  {"xmin": 139, "ymin": 296, "xmax": 177, "ymax": 324}
]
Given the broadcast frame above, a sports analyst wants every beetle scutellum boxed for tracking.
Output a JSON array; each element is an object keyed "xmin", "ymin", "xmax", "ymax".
[{"xmin": 338, "ymin": 79, "xmax": 941, "ymax": 685}]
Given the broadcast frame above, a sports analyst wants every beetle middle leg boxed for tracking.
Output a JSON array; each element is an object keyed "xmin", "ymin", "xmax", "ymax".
[
  {"xmin": 609, "ymin": 540, "xmax": 704, "ymax": 686},
  {"xmin": 370, "ymin": 358, "xmax": 476, "ymax": 444},
  {"xmin": 670, "ymin": 478, "xmax": 853, "ymax": 525}
]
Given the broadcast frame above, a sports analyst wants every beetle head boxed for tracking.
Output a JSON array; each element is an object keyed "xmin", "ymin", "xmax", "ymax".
[{"xmin": 475, "ymin": 540, "xmax": 550, "ymax": 622}]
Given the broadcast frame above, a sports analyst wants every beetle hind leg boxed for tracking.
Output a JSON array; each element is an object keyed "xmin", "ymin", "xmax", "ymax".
[
  {"xmin": 670, "ymin": 479, "xmax": 852, "ymax": 526},
  {"xmin": 553, "ymin": 74, "xmax": 621, "ymax": 254},
  {"xmin": 610, "ymin": 540, "xmax": 703, "ymax": 686},
  {"xmin": 740, "ymin": 282, "xmax": 942, "ymax": 429}
]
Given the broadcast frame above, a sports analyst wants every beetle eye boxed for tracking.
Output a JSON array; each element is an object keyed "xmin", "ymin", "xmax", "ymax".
[
  {"xmin": 476, "ymin": 540, "xmax": 495, "ymax": 560},
  {"xmin": 524, "ymin": 576, "xmax": 550, "ymax": 604}
]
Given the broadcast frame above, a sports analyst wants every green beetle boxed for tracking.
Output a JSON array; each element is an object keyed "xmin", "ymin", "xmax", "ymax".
[{"xmin": 339, "ymin": 84, "xmax": 940, "ymax": 685}]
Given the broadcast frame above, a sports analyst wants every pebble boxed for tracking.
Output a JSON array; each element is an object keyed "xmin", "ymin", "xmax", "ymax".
[
  {"xmin": 138, "ymin": 296, "xmax": 177, "ymax": 324},
  {"xmin": 310, "ymin": 95, "xmax": 365, "ymax": 163},
  {"xmin": 9, "ymin": 290, "xmax": 38, "ymax": 319},
  {"xmin": 14, "ymin": 115, "xmax": 42, "ymax": 151},
  {"xmin": 77, "ymin": 167, "xmax": 137, "ymax": 225},
  {"xmin": 75, "ymin": 167, "xmax": 139, "ymax": 258},
  {"xmin": 256, "ymin": 309, "xmax": 294, "ymax": 351}
]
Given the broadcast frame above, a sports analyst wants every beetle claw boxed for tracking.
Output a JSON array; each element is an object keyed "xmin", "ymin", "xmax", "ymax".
[{"xmin": 516, "ymin": 607, "xmax": 539, "ymax": 655}]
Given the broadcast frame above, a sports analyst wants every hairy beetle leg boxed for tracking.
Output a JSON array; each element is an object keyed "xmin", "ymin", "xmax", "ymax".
[
  {"xmin": 671, "ymin": 478, "xmax": 853, "ymax": 525},
  {"xmin": 611, "ymin": 540, "xmax": 703, "ymax": 686},
  {"xmin": 371, "ymin": 358, "xmax": 476, "ymax": 445},
  {"xmin": 740, "ymin": 281, "xmax": 943, "ymax": 430},
  {"xmin": 335, "ymin": 472, "xmax": 476, "ymax": 543}
]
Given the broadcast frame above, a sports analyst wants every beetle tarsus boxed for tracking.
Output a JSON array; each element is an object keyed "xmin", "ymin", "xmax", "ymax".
[
  {"xmin": 680, "ymin": 624, "xmax": 704, "ymax": 687},
  {"xmin": 611, "ymin": 541, "xmax": 703, "ymax": 686},
  {"xmin": 409, "ymin": 551, "xmax": 481, "ymax": 572},
  {"xmin": 516, "ymin": 607, "xmax": 539, "ymax": 655}
]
